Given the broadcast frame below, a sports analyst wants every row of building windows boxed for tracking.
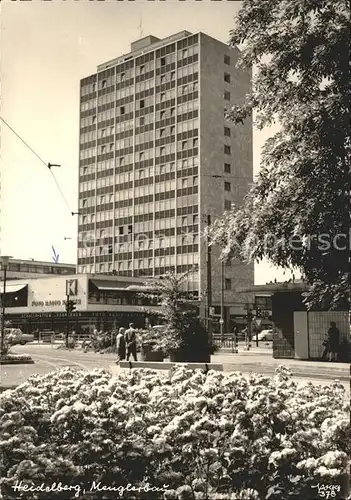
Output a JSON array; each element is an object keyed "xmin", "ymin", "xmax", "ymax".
[
  {"xmin": 80, "ymin": 116, "xmax": 200, "ymax": 148},
  {"xmin": 80, "ymin": 134, "xmax": 198, "ymax": 162},
  {"xmin": 78, "ymin": 192, "xmax": 198, "ymax": 226},
  {"xmin": 80, "ymin": 199, "xmax": 198, "ymax": 230},
  {"xmin": 79, "ymin": 187, "xmax": 199, "ymax": 211},
  {"xmin": 81, "ymin": 107, "xmax": 198, "ymax": 143},
  {"xmin": 79, "ymin": 243, "xmax": 201, "ymax": 261},
  {"xmin": 0, "ymin": 263, "xmax": 74, "ymax": 274},
  {"xmin": 100, "ymin": 63, "xmax": 199, "ymax": 103},
  {"xmin": 123, "ymin": 215, "xmax": 198, "ymax": 236},
  {"xmin": 87, "ymin": 39, "xmax": 194, "ymax": 78},
  {"xmin": 98, "ymin": 109, "xmax": 115, "ymax": 125},
  {"xmin": 96, "ymin": 159, "xmax": 192, "ymax": 182},
  {"xmin": 77, "ymin": 260, "xmax": 200, "ymax": 278},
  {"xmin": 81, "ymin": 62, "xmax": 199, "ymax": 108},
  {"xmin": 78, "ymin": 237, "xmax": 200, "ymax": 259},
  {"xmin": 97, "ymin": 92, "xmax": 118, "ymax": 107},
  {"xmin": 78, "ymin": 246, "xmax": 200, "ymax": 265},
  {"xmin": 79, "ymin": 155, "xmax": 198, "ymax": 180},
  {"xmin": 79, "ymin": 181, "xmax": 198, "ymax": 206},
  {"xmin": 80, "ymin": 98, "xmax": 98, "ymax": 112},
  {"xmin": 79, "ymin": 208, "xmax": 199, "ymax": 236},
  {"xmin": 80, "ymin": 94, "xmax": 198, "ymax": 131},
  {"xmin": 79, "ymin": 169, "xmax": 198, "ymax": 197},
  {"xmin": 80, "ymin": 35, "xmax": 199, "ymax": 95},
  {"xmin": 86, "ymin": 133, "xmax": 199, "ymax": 160},
  {"xmin": 85, "ymin": 79, "xmax": 198, "ymax": 114},
  {"xmin": 79, "ymin": 191, "xmax": 199, "ymax": 214},
  {"xmin": 78, "ymin": 239, "xmax": 201, "ymax": 258}
]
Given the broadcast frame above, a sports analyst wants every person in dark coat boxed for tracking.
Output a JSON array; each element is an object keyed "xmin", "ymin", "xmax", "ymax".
[
  {"xmin": 125, "ymin": 323, "xmax": 138, "ymax": 361},
  {"xmin": 322, "ymin": 322, "xmax": 340, "ymax": 361},
  {"xmin": 116, "ymin": 327, "xmax": 126, "ymax": 361}
]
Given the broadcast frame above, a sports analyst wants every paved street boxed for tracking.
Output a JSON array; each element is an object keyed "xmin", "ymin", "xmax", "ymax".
[
  {"xmin": 0, "ymin": 344, "xmax": 116, "ymax": 389},
  {"xmin": 1, "ymin": 344, "xmax": 349, "ymax": 395}
]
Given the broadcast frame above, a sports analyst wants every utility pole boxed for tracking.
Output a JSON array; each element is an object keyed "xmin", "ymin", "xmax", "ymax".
[
  {"xmin": 255, "ymin": 306, "xmax": 261, "ymax": 347},
  {"xmin": 65, "ymin": 295, "xmax": 76, "ymax": 347},
  {"xmin": 65, "ymin": 293, "xmax": 70, "ymax": 348},
  {"xmin": 220, "ymin": 260, "xmax": 225, "ymax": 342},
  {"xmin": 0, "ymin": 269, "xmax": 6, "ymax": 355},
  {"xmin": 245, "ymin": 303, "xmax": 252, "ymax": 351},
  {"xmin": 206, "ymin": 214, "xmax": 212, "ymax": 342},
  {"xmin": 0, "ymin": 256, "xmax": 11, "ymax": 355}
]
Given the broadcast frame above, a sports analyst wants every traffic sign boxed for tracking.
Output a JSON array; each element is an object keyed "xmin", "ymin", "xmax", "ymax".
[
  {"xmin": 255, "ymin": 318, "xmax": 262, "ymax": 328},
  {"xmin": 219, "ymin": 318, "xmax": 224, "ymax": 324}
]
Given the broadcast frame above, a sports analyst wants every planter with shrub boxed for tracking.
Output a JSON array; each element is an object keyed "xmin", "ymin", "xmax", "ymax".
[
  {"xmin": 138, "ymin": 329, "xmax": 164, "ymax": 361},
  {"xmin": 140, "ymin": 344, "xmax": 164, "ymax": 362},
  {"xmin": 0, "ymin": 343, "xmax": 34, "ymax": 364},
  {"xmin": 138, "ymin": 270, "xmax": 217, "ymax": 363},
  {"xmin": 0, "ymin": 352, "xmax": 34, "ymax": 365}
]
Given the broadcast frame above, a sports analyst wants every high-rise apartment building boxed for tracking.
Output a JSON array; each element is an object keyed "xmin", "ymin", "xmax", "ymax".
[{"xmin": 77, "ymin": 31, "xmax": 254, "ymax": 312}]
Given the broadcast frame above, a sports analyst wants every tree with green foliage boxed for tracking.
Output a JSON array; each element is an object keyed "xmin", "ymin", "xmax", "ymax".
[
  {"xmin": 140, "ymin": 270, "xmax": 216, "ymax": 361},
  {"xmin": 209, "ymin": 0, "xmax": 350, "ymax": 310}
]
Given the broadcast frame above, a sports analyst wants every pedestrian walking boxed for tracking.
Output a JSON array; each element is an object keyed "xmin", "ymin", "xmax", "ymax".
[
  {"xmin": 232, "ymin": 326, "xmax": 238, "ymax": 353},
  {"xmin": 322, "ymin": 322, "xmax": 340, "ymax": 361},
  {"xmin": 116, "ymin": 327, "xmax": 126, "ymax": 361},
  {"xmin": 125, "ymin": 323, "xmax": 138, "ymax": 361}
]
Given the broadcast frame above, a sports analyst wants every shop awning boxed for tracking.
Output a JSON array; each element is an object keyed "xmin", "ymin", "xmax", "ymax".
[
  {"xmin": 0, "ymin": 283, "xmax": 28, "ymax": 294},
  {"xmin": 90, "ymin": 279, "xmax": 133, "ymax": 292},
  {"xmin": 126, "ymin": 285, "xmax": 152, "ymax": 291}
]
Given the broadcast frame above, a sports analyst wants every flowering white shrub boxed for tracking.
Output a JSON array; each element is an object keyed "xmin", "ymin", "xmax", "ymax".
[{"xmin": 0, "ymin": 366, "xmax": 349, "ymax": 499}]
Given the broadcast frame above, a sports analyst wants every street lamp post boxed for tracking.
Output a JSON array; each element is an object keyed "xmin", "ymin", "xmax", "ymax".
[
  {"xmin": 206, "ymin": 214, "xmax": 212, "ymax": 341},
  {"xmin": 1, "ymin": 256, "xmax": 12, "ymax": 355},
  {"xmin": 220, "ymin": 260, "xmax": 225, "ymax": 342}
]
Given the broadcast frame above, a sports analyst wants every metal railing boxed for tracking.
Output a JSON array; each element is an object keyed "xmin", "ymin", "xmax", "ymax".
[
  {"xmin": 37, "ymin": 331, "xmax": 92, "ymax": 343},
  {"xmin": 212, "ymin": 334, "xmax": 238, "ymax": 352}
]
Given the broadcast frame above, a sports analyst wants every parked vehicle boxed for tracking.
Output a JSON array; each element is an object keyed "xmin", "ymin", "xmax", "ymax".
[
  {"xmin": 256, "ymin": 329, "xmax": 273, "ymax": 341},
  {"xmin": 4, "ymin": 328, "xmax": 34, "ymax": 345}
]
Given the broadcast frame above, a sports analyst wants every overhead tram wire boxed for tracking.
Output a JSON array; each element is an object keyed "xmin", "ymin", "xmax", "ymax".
[
  {"xmin": 0, "ymin": 116, "xmax": 47, "ymax": 167},
  {"xmin": 0, "ymin": 115, "xmax": 72, "ymax": 214},
  {"xmin": 48, "ymin": 169, "xmax": 72, "ymax": 213}
]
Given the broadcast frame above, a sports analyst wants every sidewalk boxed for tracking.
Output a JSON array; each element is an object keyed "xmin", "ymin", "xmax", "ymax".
[
  {"xmin": 218, "ymin": 347, "xmax": 272, "ymax": 355},
  {"xmin": 212, "ymin": 352, "xmax": 349, "ymax": 381}
]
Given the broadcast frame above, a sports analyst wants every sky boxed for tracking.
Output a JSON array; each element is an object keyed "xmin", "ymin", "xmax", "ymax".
[{"xmin": 0, "ymin": 0, "xmax": 294, "ymax": 284}]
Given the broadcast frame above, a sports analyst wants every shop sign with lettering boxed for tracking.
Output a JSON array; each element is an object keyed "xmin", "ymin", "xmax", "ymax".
[
  {"xmin": 31, "ymin": 299, "xmax": 82, "ymax": 307},
  {"xmin": 19, "ymin": 312, "xmax": 82, "ymax": 319}
]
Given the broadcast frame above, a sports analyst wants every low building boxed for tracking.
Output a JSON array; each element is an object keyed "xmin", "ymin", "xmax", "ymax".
[
  {"xmin": 0, "ymin": 274, "xmax": 159, "ymax": 334},
  {"xmin": 0, "ymin": 259, "xmax": 76, "ymax": 280},
  {"xmin": 240, "ymin": 281, "xmax": 350, "ymax": 361}
]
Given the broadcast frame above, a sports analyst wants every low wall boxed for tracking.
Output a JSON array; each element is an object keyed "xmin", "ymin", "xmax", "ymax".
[{"xmin": 118, "ymin": 361, "xmax": 223, "ymax": 371}]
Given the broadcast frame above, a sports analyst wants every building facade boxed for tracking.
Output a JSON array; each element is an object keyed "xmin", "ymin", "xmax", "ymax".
[
  {"xmin": 0, "ymin": 259, "xmax": 76, "ymax": 280},
  {"xmin": 77, "ymin": 31, "xmax": 254, "ymax": 309},
  {"xmin": 1, "ymin": 274, "xmax": 158, "ymax": 334}
]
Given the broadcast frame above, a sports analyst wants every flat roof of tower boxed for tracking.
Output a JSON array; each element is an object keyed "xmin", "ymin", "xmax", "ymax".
[{"xmin": 97, "ymin": 31, "xmax": 192, "ymax": 72}]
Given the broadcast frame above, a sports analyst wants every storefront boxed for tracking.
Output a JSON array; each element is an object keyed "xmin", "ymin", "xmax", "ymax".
[{"xmin": 1, "ymin": 274, "xmax": 160, "ymax": 334}]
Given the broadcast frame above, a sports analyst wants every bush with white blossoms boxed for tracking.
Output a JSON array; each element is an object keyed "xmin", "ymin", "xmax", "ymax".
[{"xmin": 0, "ymin": 365, "xmax": 349, "ymax": 499}]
